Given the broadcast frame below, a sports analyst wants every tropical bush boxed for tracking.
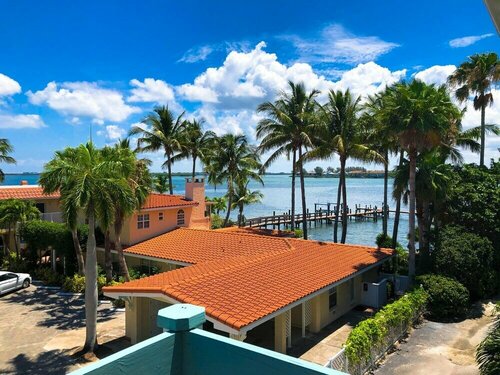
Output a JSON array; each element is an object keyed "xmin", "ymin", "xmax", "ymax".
[
  {"xmin": 345, "ymin": 288, "xmax": 428, "ymax": 366},
  {"xmin": 112, "ymin": 298, "xmax": 126, "ymax": 309},
  {"xmin": 416, "ymin": 274, "xmax": 469, "ymax": 321},
  {"xmin": 476, "ymin": 314, "xmax": 500, "ymax": 375},
  {"xmin": 434, "ymin": 226, "xmax": 496, "ymax": 300},
  {"xmin": 62, "ymin": 274, "xmax": 111, "ymax": 295},
  {"xmin": 375, "ymin": 233, "xmax": 393, "ymax": 248},
  {"xmin": 1, "ymin": 252, "xmax": 32, "ymax": 273},
  {"xmin": 128, "ymin": 265, "xmax": 160, "ymax": 280},
  {"xmin": 33, "ymin": 267, "xmax": 63, "ymax": 286}
]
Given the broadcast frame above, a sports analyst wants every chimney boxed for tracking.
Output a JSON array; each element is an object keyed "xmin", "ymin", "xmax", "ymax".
[
  {"xmin": 185, "ymin": 177, "xmax": 207, "ymax": 227},
  {"xmin": 20, "ymin": 180, "xmax": 28, "ymax": 186}
]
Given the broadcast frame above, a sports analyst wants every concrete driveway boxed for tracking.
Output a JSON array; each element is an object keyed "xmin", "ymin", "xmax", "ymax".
[
  {"xmin": 374, "ymin": 302, "xmax": 497, "ymax": 375},
  {"xmin": 0, "ymin": 284, "xmax": 126, "ymax": 375}
]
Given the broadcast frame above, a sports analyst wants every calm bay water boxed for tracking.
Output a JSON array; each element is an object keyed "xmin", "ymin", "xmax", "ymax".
[{"xmin": 1, "ymin": 174, "xmax": 408, "ymax": 246}]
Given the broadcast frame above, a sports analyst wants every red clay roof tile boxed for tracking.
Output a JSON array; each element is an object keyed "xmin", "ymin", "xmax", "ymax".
[
  {"xmin": 141, "ymin": 193, "xmax": 198, "ymax": 209},
  {"xmin": 0, "ymin": 186, "xmax": 60, "ymax": 200}
]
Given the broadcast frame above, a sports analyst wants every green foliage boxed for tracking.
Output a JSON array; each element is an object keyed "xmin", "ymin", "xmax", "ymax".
[
  {"xmin": 345, "ymin": 288, "xmax": 428, "ymax": 365},
  {"xmin": 434, "ymin": 226, "xmax": 496, "ymax": 300},
  {"xmin": 62, "ymin": 274, "xmax": 111, "ymax": 295},
  {"xmin": 112, "ymin": 298, "xmax": 126, "ymax": 309},
  {"xmin": 416, "ymin": 274, "xmax": 469, "ymax": 321},
  {"xmin": 376, "ymin": 233, "xmax": 393, "ymax": 248},
  {"xmin": 1, "ymin": 252, "xmax": 31, "ymax": 273},
  {"xmin": 443, "ymin": 161, "xmax": 499, "ymax": 250},
  {"xmin": 313, "ymin": 166, "xmax": 324, "ymax": 176},
  {"xmin": 476, "ymin": 316, "xmax": 500, "ymax": 375},
  {"xmin": 128, "ymin": 265, "xmax": 160, "ymax": 280},
  {"xmin": 210, "ymin": 214, "xmax": 236, "ymax": 229},
  {"xmin": 33, "ymin": 267, "xmax": 63, "ymax": 286},
  {"xmin": 294, "ymin": 229, "xmax": 304, "ymax": 238}
]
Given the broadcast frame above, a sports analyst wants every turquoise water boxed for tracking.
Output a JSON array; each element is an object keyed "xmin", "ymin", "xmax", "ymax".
[{"xmin": 1, "ymin": 174, "xmax": 408, "ymax": 246}]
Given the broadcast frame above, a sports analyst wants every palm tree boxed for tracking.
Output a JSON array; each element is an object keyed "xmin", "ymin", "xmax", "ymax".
[
  {"xmin": 362, "ymin": 93, "xmax": 400, "ymax": 241},
  {"xmin": 206, "ymin": 196, "xmax": 227, "ymax": 215},
  {"xmin": 232, "ymin": 182, "xmax": 264, "ymax": 226},
  {"xmin": 0, "ymin": 139, "xmax": 16, "ymax": 182},
  {"xmin": 179, "ymin": 119, "xmax": 216, "ymax": 179},
  {"xmin": 311, "ymin": 89, "xmax": 382, "ymax": 243},
  {"xmin": 130, "ymin": 106, "xmax": 186, "ymax": 194},
  {"xmin": 379, "ymin": 80, "xmax": 462, "ymax": 280},
  {"xmin": 476, "ymin": 313, "xmax": 500, "ymax": 375},
  {"xmin": 0, "ymin": 199, "xmax": 40, "ymax": 256},
  {"xmin": 206, "ymin": 134, "xmax": 262, "ymax": 227},
  {"xmin": 40, "ymin": 142, "xmax": 135, "ymax": 354},
  {"xmin": 448, "ymin": 53, "xmax": 500, "ymax": 166},
  {"xmin": 109, "ymin": 142, "xmax": 152, "ymax": 282},
  {"xmin": 152, "ymin": 174, "xmax": 169, "ymax": 193},
  {"xmin": 257, "ymin": 81, "xmax": 319, "ymax": 239}
]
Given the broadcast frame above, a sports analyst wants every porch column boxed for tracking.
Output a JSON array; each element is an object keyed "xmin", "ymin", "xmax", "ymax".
[
  {"xmin": 310, "ymin": 294, "xmax": 322, "ymax": 333},
  {"xmin": 274, "ymin": 312, "xmax": 287, "ymax": 354},
  {"xmin": 230, "ymin": 333, "xmax": 247, "ymax": 341},
  {"xmin": 125, "ymin": 297, "xmax": 139, "ymax": 344},
  {"xmin": 301, "ymin": 303, "xmax": 306, "ymax": 337}
]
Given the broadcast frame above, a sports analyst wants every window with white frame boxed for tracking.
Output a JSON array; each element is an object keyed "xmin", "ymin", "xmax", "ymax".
[
  {"xmin": 137, "ymin": 214, "xmax": 150, "ymax": 229},
  {"xmin": 159, "ymin": 212, "xmax": 164, "ymax": 221},
  {"xmin": 329, "ymin": 287, "xmax": 337, "ymax": 310},
  {"xmin": 177, "ymin": 209, "xmax": 185, "ymax": 225}
]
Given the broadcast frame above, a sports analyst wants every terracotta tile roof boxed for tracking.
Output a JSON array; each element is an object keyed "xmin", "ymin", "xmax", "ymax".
[
  {"xmin": 141, "ymin": 193, "xmax": 198, "ymax": 210},
  {"xmin": 106, "ymin": 229, "xmax": 394, "ymax": 331},
  {"xmin": 215, "ymin": 226, "xmax": 296, "ymax": 238},
  {"xmin": 0, "ymin": 186, "xmax": 60, "ymax": 200},
  {"xmin": 124, "ymin": 228, "xmax": 292, "ymax": 264}
]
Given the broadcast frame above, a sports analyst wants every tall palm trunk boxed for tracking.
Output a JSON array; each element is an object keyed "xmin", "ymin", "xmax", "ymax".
[
  {"xmin": 223, "ymin": 181, "xmax": 233, "ymax": 227},
  {"xmin": 333, "ymin": 173, "xmax": 342, "ymax": 243},
  {"xmin": 298, "ymin": 146, "xmax": 308, "ymax": 240},
  {"xmin": 114, "ymin": 213, "xmax": 130, "ymax": 282},
  {"xmin": 480, "ymin": 101, "xmax": 486, "ymax": 167},
  {"xmin": 167, "ymin": 153, "xmax": 173, "ymax": 195},
  {"xmin": 71, "ymin": 227, "xmax": 85, "ymax": 275},
  {"xmin": 104, "ymin": 229, "xmax": 113, "ymax": 283},
  {"xmin": 408, "ymin": 148, "xmax": 417, "ymax": 281},
  {"xmin": 382, "ymin": 150, "xmax": 389, "ymax": 237},
  {"xmin": 340, "ymin": 157, "xmax": 348, "ymax": 244},
  {"xmin": 291, "ymin": 149, "xmax": 296, "ymax": 230},
  {"xmin": 192, "ymin": 155, "xmax": 197, "ymax": 179},
  {"xmin": 392, "ymin": 151, "xmax": 404, "ymax": 249},
  {"xmin": 84, "ymin": 208, "xmax": 98, "ymax": 354},
  {"xmin": 238, "ymin": 203, "xmax": 244, "ymax": 227}
]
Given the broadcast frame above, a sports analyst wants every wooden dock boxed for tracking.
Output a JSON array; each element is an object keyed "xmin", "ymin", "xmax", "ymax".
[{"xmin": 243, "ymin": 203, "xmax": 409, "ymax": 230}]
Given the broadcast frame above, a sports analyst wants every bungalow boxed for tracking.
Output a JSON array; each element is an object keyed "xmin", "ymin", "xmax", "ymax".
[{"xmin": 103, "ymin": 228, "xmax": 393, "ymax": 354}]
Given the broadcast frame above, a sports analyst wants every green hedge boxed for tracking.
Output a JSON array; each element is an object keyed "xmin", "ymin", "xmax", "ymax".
[
  {"xmin": 416, "ymin": 274, "xmax": 469, "ymax": 321},
  {"xmin": 62, "ymin": 274, "xmax": 111, "ymax": 295},
  {"xmin": 345, "ymin": 288, "xmax": 428, "ymax": 365}
]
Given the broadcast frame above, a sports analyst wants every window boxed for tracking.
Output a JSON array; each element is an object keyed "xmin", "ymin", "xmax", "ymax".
[
  {"xmin": 137, "ymin": 214, "xmax": 150, "ymax": 229},
  {"xmin": 159, "ymin": 212, "xmax": 164, "ymax": 221},
  {"xmin": 0, "ymin": 273, "xmax": 17, "ymax": 282},
  {"xmin": 35, "ymin": 203, "xmax": 45, "ymax": 213},
  {"xmin": 177, "ymin": 209, "xmax": 185, "ymax": 225},
  {"xmin": 329, "ymin": 287, "xmax": 337, "ymax": 310}
]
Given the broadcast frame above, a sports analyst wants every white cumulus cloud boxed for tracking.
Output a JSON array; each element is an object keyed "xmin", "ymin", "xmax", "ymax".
[
  {"xmin": 97, "ymin": 124, "xmax": 127, "ymax": 141},
  {"xmin": 283, "ymin": 24, "xmax": 399, "ymax": 65},
  {"xmin": 0, "ymin": 114, "xmax": 46, "ymax": 129},
  {"xmin": 413, "ymin": 65, "xmax": 456, "ymax": 85},
  {"xmin": 128, "ymin": 78, "xmax": 176, "ymax": 104},
  {"xmin": 449, "ymin": 33, "xmax": 494, "ymax": 48},
  {"xmin": 0, "ymin": 73, "xmax": 21, "ymax": 98},
  {"xmin": 178, "ymin": 45, "xmax": 215, "ymax": 63},
  {"xmin": 27, "ymin": 81, "xmax": 140, "ymax": 123}
]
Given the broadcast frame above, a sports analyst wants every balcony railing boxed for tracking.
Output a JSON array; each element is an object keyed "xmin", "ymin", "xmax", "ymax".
[{"xmin": 40, "ymin": 212, "xmax": 63, "ymax": 223}]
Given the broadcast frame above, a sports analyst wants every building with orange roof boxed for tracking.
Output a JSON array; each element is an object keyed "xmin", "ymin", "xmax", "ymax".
[{"xmin": 103, "ymin": 226, "xmax": 394, "ymax": 354}]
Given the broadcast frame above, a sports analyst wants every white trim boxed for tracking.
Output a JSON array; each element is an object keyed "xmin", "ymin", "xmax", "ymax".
[
  {"xmin": 138, "ymin": 204, "xmax": 197, "ymax": 213},
  {"xmin": 96, "ymin": 246, "xmax": 192, "ymax": 267},
  {"xmin": 103, "ymin": 291, "xmax": 241, "ymax": 335}
]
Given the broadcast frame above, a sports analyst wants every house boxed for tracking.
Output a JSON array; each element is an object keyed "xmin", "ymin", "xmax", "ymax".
[
  {"xmin": 0, "ymin": 182, "xmax": 62, "ymax": 251},
  {"xmin": 71, "ymin": 304, "xmax": 345, "ymax": 375},
  {"xmin": 103, "ymin": 228, "xmax": 393, "ymax": 354}
]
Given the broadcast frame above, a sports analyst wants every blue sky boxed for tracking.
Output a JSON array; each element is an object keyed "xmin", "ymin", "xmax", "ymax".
[{"xmin": 0, "ymin": 0, "xmax": 498, "ymax": 173}]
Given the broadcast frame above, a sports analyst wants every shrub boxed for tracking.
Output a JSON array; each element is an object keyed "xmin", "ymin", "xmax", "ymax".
[
  {"xmin": 62, "ymin": 274, "xmax": 113, "ymax": 295},
  {"xmin": 294, "ymin": 229, "xmax": 303, "ymax": 238},
  {"xmin": 1, "ymin": 252, "xmax": 32, "ymax": 273},
  {"xmin": 345, "ymin": 288, "xmax": 427, "ymax": 366},
  {"xmin": 416, "ymin": 274, "xmax": 469, "ymax": 321},
  {"xmin": 375, "ymin": 233, "xmax": 393, "ymax": 248},
  {"xmin": 62, "ymin": 274, "xmax": 85, "ymax": 293},
  {"xmin": 476, "ymin": 316, "xmax": 500, "ymax": 375},
  {"xmin": 434, "ymin": 226, "xmax": 496, "ymax": 300},
  {"xmin": 33, "ymin": 267, "xmax": 63, "ymax": 286}
]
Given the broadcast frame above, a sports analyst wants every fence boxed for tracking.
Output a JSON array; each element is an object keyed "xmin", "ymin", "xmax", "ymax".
[{"xmin": 325, "ymin": 305, "xmax": 425, "ymax": 375}]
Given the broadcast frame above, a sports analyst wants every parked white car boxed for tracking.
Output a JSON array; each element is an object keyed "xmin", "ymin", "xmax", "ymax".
[{"xmin": 0, "ymin": 271, "xmax": 31, "ymax": 295}]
